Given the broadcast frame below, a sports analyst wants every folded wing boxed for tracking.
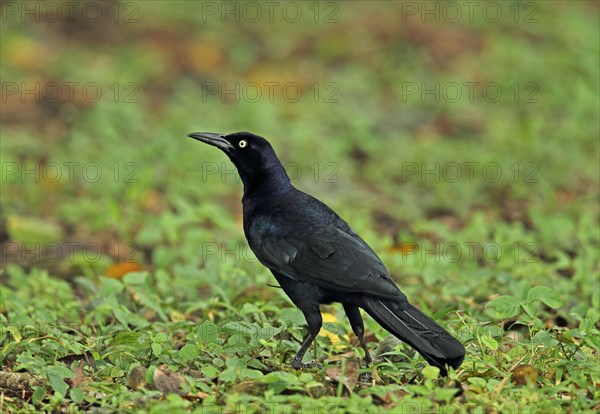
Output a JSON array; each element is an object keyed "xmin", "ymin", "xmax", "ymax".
[{"xmin": 251, "ymin": 222, "xmax": 405, "ymax": 301}]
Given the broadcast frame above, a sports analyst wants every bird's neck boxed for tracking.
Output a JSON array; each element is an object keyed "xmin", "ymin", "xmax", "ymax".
[{"xmin": 240, "ymin": 163, "xmax": 292, "ymax": 200}]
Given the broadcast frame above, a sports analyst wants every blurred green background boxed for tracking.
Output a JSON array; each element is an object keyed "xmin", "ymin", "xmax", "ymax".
[{"xmin": 1, "ymin": 1, "xmax": 599, "ymax": 412}]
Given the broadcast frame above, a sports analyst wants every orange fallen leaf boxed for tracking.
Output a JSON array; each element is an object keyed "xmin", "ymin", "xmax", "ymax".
[{"xmin": 105, "ymin": 262, "xmax": 143, "ymax": 279}]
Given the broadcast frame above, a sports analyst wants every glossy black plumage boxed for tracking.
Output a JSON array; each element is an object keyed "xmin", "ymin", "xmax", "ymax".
[{"xmin": 188, "ymin": 131, "xmax": 465, "ymax": 374}]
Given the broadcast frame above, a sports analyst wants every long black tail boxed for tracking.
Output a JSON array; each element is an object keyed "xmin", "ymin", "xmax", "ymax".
[{"xmin": 361, "ymin": 299, "xmax": 465, "ymax": 375}]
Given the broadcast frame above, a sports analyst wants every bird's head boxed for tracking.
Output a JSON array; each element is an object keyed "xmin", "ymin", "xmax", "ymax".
[{"xmin": 188, "ymin": 131, "xmax": 290, "ymax": 193}]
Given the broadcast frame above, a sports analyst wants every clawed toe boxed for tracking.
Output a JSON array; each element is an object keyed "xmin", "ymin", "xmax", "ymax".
[{"xmin": 291, "ymin": 359, "xmax": 323, "ymax": 369}]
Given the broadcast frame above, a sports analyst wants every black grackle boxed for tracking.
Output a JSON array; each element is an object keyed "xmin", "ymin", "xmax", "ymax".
[{"xmin": 188, "ymin": 131, "xmax": 465, "ymax": 374}]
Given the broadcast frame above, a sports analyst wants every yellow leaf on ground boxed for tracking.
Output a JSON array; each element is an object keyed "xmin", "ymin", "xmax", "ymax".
[{"xmin": 318, "ymin": 312, "xmax": 349, "ymax": 350}]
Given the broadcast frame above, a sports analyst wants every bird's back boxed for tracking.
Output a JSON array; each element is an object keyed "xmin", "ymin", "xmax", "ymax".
[
  {"xmin": 243, "ymin": 187, "xmax": 353, "ymax": 241},
  {"xmin": 243, "ymin": 186, "xmax": 405, "ymax": 301}
]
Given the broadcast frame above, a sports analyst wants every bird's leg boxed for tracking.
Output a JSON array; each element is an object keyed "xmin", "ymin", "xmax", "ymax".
[
  {"xmin": 344, "ymin": 304, "xmax": 375, "ymax": 383},
  {"xmin": 291, "ymin": 308, "xmax": 322, "ymax": 369},
  {"xmin": 343, "ymin": 304, "xmax": 373, "ymax": 366}
]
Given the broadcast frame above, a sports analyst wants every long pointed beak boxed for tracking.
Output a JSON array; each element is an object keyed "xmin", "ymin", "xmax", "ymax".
[{"xmin": 187, "ymin": 132, "xmax": 233, "ymax": 152}]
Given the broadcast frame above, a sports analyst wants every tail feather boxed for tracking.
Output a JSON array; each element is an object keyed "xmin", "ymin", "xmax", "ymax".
[{"xmin": 361, "ymin": 299, "xmax": 465, "ymax": 374}]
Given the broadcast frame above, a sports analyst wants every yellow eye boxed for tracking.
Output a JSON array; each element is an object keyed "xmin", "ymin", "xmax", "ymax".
[{"xmin": 239, "ymin": 140, "xmax": 247, "ymax": 148}]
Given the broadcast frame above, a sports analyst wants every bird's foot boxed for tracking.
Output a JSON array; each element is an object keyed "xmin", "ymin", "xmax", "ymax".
[
  {"xmin": 291, "ymin": 358, "xmax": 323, "ymax": 369},
  {"xmin": 359, "ymin": 357, "xmax": 378, "ymax": 384},
  {"xmin": 358, "ymin": 372, "xmax": 373, "ymax": 383}
]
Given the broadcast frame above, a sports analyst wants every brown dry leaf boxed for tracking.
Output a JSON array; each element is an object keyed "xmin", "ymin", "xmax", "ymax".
[
  {"xmin": 188, "ymin": 40, "xmax": 225, "ymax": 73},
  {"xmin": 68, "ymin": 360, "xmax": 86, "ymax": 388},
  {"xmin": 371, "ymin": 387, "xmax": 410, "ymax": 409},
  {"xmin": 385, "ymin": 242, "xmax": 418, "ymax": 256},
  {"xmin": 403, "ymin": 20, "xmax": 482, "ymax": 69},
  {"xmin": 235, "ymin": 380, "xmax": 268, "ymax": 395},
  {"xmin": 142, "ymin": 310, "xmax": 157, "ymax": 321},
  {"xmin": 140, "ymin": 189, "xmax": 166, "ymax": 214},
  {"xmin": 128, "ymin": 366, "xmax": 147, "ymax": 390},
  {"xmin": 153, "ymin": 365, "xmax": 188, "ymax": 395},
  {"xmin": 181, "ymin": 391, "xmax": 211, "ymax": 402},
  {"xmin": 233, "ymin": 286, "xmax": 279, "ymax": 305},
  {"xmin": 328, "ymin": 351, "xmax": 355, "ymax": 362},
  {"xmin": 58, "ymin": 353, "xmax": 98, "ymax": 371},
  {"xmin": 326, "ymin": 358, "xmax": 360, "ymax": 392},
  {"xmin": 186, "ymin": 369, "xmax": 203, "ymax": 379},
  {"xmin": 512, "ymin": 364, "xmax": 538, "ymax": 385},
  {"xmin": 244, "ymin": 64, "xmax": 310, "ymax": 99},
  {"xmin": 105, "ymin": 262, "xmax": 143, "ymax": 279}
]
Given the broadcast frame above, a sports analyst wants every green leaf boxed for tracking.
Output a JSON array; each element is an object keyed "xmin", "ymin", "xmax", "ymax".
[
  {"xmin": 521, "ymin": 303, "xmax": 536, "ymax": 319},
  {"xmin": 47, "ymin": 373, "xmax": 69, "ymax": 396},
  {"xmin": 410, "ymin": 385, "xmax": 431, "ymax": 396},
  {"xmin": 222, "ymin": 321, "xmax": 260, "ymax": 339},
  {"xmin": 527, "ymin": 286, "xmax": 562, "ymax": 308},
  {"xmin": 533, "ymin": 330, "xmax": 559, "ymax": 347},
  {"xmin": 422, "ymin": 365, "xmax": 440, "ymax": 380},
  {"xmin": 110, "ymin": 332, "xmax": 146, "ymax": 350},
  {"xmin": 179, "ymin": 344, "xmax": 199, "ymax": 363},
  {"xmin": 110, "ymin": 366, "xmax": 125, "ymax": 378},
  {"xmin": 7, "ymin": 324, "xmax": 22, "ymax": 343},
  {"xmin": 6, "ymin": 215, "xmax": 63, "ymax": 244},
  {"xmin": 486, "ymin": 295, "xmax": 522, "ymax": 319},
  {"xmin": 198, "ymin": 321, "xmax": 218, "ymax": 344},
  {"xmin": 467, "ymin": 377, "xmax": 487, "ymax": 388},
  {"xmin": 113, "ymin": 306, "xmax": 134, "ymax": 326},
  {"xmin": 99, "ymin": 277, "xmax": 124, "ymax": 296},
  {"xmin": 298, "ymin": 372, "xmax": 314, "ymax": 383},
  {"xmin": 434, "ymin": 387, "xmax": 459, "ymax": 402},
  {"xmin": 69, "ymin": 387, "xmax": 84, "ymax": 403},
  {"xmin": 225, "ymin": 356, "xmax": 245, "ymax": 369},
  {"xmin": 151, "ymin": 343, "xmax": 162, "ymax": 356},
  {"xmin": 123, "ymin": 271, "xmax": 149, "ymax": 285},
  {"xmin": 480, "ymin": 335, "xmax": 499, "ymax": 351},
  {"xmin": 146, "ymin": 365, "xmax": 157, "ymax": 385},
  {"xmin": 1, "ymin": 341, "xmax": 16, "ymax": 362},
  {"xmin": 219, "ymin": 367, "xmax": 237, "ymax": 382},
  {"xmin": 585, "ymin": 333, "xmax": 600, "ymax": 351},
  {"xmin": 31, "ymin": 386, "xmax": 47, "ymax": 405},
  {"xmin": 240, "ymin": 368, "xmax": 264, "ymax": 379},
  {"xmin": 261, "ymin": 372, "xmax": 299, "ymax": 394},
  {"xmin": 201, "ymin": 365, "xmax": 219, "ymax": 378},
  {"xmin": 262, "ymin": 371, "xmax": 297, "ymax": 384},
  {"xmin": 135, "ymin": 291, "xmax": 168, "ymax": 321},
  {"xmin": 47, "ymin": 365, "xmax": 76, "ymax": 379}
]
